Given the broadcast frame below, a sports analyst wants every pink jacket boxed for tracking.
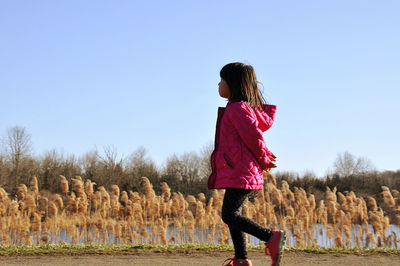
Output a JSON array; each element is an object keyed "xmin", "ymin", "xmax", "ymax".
[{"xmin": 207, "ymin": 101, "xmax": 277, "ymax": 190}]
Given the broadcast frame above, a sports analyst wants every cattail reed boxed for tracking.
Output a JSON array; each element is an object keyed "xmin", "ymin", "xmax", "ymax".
[
  {"xmin": 73, "ymin": 177, "xmax": 86, "ymax": 200},
  {"xmin": 60, "ymin": 175, "xmax": 69, "ymax": 195},
  {"xmin": 382, "ymin": 186, "xmax": 396, "ymax": 207},
  {"xmin": 0, "ymin": 175, "xmax": 399, "ymax": 248},
  {"xmin": 30, "ymin": 176, "xmax": 39, "ymax": 196},
  {"xmin": 85, "ymin": 179, "xmax": 95, "ymax": 199},
  {"xmin": 17, "ymin": 184, "xmax": 27, "ymax": 200},
  {"xmin": 160, "ymin": 182, "xmax": 171, "ymax": 202}
]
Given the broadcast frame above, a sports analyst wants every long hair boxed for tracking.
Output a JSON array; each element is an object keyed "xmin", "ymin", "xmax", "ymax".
[{"xmin": 220, "ymin": 62, "xmax": 266, "ymax": 111}]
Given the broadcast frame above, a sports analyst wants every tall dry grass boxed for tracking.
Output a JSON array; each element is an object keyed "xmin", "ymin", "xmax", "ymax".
[{"xmin": 0, "ymin": 174, "xmax": 399, "ymax": 247}]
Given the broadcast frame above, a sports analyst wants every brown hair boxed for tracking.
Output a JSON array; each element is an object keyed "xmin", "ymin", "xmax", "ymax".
[{"xmin": 220, "ymin": 62, "xmax": 266, "ymax": 111}]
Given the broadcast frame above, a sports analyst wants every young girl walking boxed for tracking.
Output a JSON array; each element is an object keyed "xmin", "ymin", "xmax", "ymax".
[{"xmin": 208, "ymin": 62, "xmax": 285, "ymax": 266}]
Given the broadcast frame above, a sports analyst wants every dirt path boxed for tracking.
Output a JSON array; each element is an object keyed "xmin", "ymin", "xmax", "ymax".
[{"xmin": 0, "ymin": 251, "xmax": 399, "ymax": 266}]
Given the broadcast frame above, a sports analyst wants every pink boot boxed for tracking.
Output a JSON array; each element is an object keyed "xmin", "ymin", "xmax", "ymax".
[
  {"xmin": 265, "ymin": 230, "xmax": 286, "ymax": 266},
  {"xmin": 222, "ymin": 258, "xmax": 253, "ymax": 266}
]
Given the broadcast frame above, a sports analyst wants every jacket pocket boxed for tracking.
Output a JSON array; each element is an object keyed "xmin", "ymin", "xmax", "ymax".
[{"xmin": 223, "ymin": 153, "xmax": 235, "ymax": 169}]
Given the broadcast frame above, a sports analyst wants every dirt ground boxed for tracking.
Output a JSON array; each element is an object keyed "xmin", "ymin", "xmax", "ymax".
[{"xmin": 0, "ymin": 251, "xmax": 399, "ymax": 266}]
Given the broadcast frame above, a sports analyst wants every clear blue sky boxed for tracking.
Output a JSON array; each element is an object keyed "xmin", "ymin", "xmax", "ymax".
[{"xmin": 1, "ymin": 0, "xmax": 399, "ymax": 176}]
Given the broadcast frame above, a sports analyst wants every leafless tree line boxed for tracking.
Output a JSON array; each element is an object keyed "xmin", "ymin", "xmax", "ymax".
[
  {"xmin": 0, "ymin": 126, "xmax": 213, "ymax": 197},
  {"xmin": 1, "ymin": 126, "xmax": 399, "ymax": 206}
]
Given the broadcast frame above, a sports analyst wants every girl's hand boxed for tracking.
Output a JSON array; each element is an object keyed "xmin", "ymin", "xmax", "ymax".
[
  {"xmin": 268, "ymin": 154, "xmax": 276, "ymax": 162},
  {"xmin": 266, "ymin": 161, "xmax": 277, "ymax": 172}
]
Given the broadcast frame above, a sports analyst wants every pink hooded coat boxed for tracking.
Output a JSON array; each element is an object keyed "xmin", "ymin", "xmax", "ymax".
[{"xmin": 208, "ymin": 101, "xmax": 277, "ymax": 190}]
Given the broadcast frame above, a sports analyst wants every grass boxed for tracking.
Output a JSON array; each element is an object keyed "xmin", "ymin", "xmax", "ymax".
[
  {"xmin": 0, "ymin": 244, "xmax": 399, "ymax": 256},
  {"xmin": 284, "ymin": 246, "xmax": 400, "ymax": 255}
]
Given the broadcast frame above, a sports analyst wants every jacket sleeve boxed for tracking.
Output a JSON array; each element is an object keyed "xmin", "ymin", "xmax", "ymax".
[
  {"xmin": 259, "ymin": 104, "xmax": 277, "ymax": 132},
  {"xmin": 227, "ymin": 103, "xmax": 272, "ymax": 170}
]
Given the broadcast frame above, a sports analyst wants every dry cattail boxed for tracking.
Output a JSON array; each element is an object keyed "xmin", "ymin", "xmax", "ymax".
[
  {"xmin": 382, "ymin": 186, "xmax": 396, "ymax": 207},
  {"xmin": 326, "ymin": 186, "xmax": 337, "ymax": 202},
  {"xmin": 367, "ymin": 196, "xmax": 378, "ymax": 212},
  {"xmin": 270, "ymin": 185, "xmax": 283, "ymax": 207},
  {"xmin": 281, "ymin": 181, "xmax": 295, "ymax": 203},
  {"xmin": 54, "ymin": 194, "xmax": 64, "ymax": 210},
  {"xmin": 264, "ymin": 172, "xmax": 277, "ymax": 186},
  {"xmin": 84, "ymin": 179, "xmax": 95, "ymax": 199},
  {"xmin": 334, "ymin": 228, "xmax": 344, "ymax": 247},
  {"xmin": 9, "ymin": 200, "xmax": 19, "ymax": 217},
  {"xmin": 195, "ymin": 201, "xmax": 205, "ymax": 226},
  {"xmin": 72, "ymin": 177, "xmax": 86, "ymax": 199},
  {"xmin": 197, "ymin": 193, "xmax": 206, "ymax": 206},
  {"xmin": 66, "ymin": 192, "xmax": 78, "ymax": 214},
  {"xmin": 92, "ymin": 191, "xmax": 102, "ymax": 211},
  {"xmin": 128, "ymin": 191, "xmax": 138, "ymax": 201},
  {"xmin": 17, "ymin": 184, "xmax": 28, "ymax": 200},
  {"xmin": 111, "ymin": 185, "xmax": 120, "ymax": 198},
  {"xmin": 0, "ymin": 188, "xmax": 8, "ymax": 201},
  {"xmin": 157, "ymin": 218, "xmax": 167, "ymax": 244},
  {"xmin": 1, "ymin": 172, "xmax": 399, "ymax": 248},
  {"xmin": 141, "ymin": 177, "xmax": 153, "ymax": 195},
  {"xmin": 29, "ymin": 176, "xmax": 39, "ymax": 196},
  {"xmin": 31, "ymin": 212, "xmax": 42, "ymax": 234},
  {"xmin": 317, "ymin": 200, "xmax": 327, "ymax": 225},
  {"xmin": 24, "ymin": 194, "xmax": 36, "ymax": 214},
  {"xmin": 120, "ymin": 191, "xmax": 129, "ymax": 205},
  {"xmin": 98, "ymin": 186, "xmax": 110, "ymax": 205},
  {"xmin": 343, "ymin": 224, "xmax": 351, "ymax": 247},
  {"xmin": 60, "ymin": 175, "xmax": 69, "ymax": 195},
  {"xmin": 48, "ymin": 201, "xmax": 58, "ymax": 218},
  {"xmin": 160, "ymin": 182, "xmax": 171, "ymax": 202}
]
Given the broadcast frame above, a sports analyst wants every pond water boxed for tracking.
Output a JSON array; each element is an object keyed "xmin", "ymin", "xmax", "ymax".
[{"xmin": 5, "ymin": 224, "xmax": 400, "ymax": 248}]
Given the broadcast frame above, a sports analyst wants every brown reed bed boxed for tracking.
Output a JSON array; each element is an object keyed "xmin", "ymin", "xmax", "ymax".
[{"xmin": 0, "ymin": 174, "xmax": 399, "ymax": 248}]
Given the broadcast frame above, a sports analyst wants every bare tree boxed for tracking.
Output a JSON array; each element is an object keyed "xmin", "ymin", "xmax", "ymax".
[
  {"xmin": 333, "ymin": 151, "xmax": 374, "ymax": 177},
  {"xmin": 2, "ymin": 126, "xmax": 33, "ymax": 188},
  {"xmin": 97, "ymin": 145, "xmax": 124, "ymax": 188},
  {"xmin": 179, "ymin": 152, "xmax": 201, "ymax": 184},
  {"xmin": 41, "ymin": 149, "xmax": 81, "ymax": 191},
  {"xmin": 80, "ymin": 150, "xmax": 100, "ymax": 180},
  {"xmin": 199, "ymin": 142, "xmax": 213, "ymax": 180},
  {"xmin": 98, "ymin": 145, "xmax": 121, "ymax": 168},
  {"xmin": 126, "ymin": 147, "xmax": 159, "ymax": 191},
  {"xmin": 0, "ymin": 153, "xmax": 9, "ymax": 187},
  {"xmin": 161, "ymin": 151, "xmax": 203, "ymax": 194}
]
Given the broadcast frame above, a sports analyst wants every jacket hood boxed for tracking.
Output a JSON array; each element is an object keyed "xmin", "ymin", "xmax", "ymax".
[
  {"xmin": 226, "ymin": 101, "xmax": 277, "ymax": 132},
  {"xmin": 254, "ymin": 104, "xmax": 277, "ymax": 132}
]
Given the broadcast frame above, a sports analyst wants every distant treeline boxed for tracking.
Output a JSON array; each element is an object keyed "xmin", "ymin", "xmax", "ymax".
[
  {"xmin": 1, "ymin": 145, "xmax": 400, "ymax": 200},
  {"xmin": 0, "ymin": 145, "xmax": 213, "ymax": 197},
  {"xmin": 274, "ymin": 170, "xmax": 400, "ymax": 216},
  {"xmin": 1, "ymin": 126, "xmax": 399, "ymax": 213}
]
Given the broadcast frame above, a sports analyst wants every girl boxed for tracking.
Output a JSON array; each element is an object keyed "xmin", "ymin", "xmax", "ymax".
[{"xmin": 208, "ymin": 62, "xmax": 285, "ymax": 266}]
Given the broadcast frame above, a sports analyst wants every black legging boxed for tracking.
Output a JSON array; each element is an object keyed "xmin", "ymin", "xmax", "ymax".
[{"xmin": 221, "ymin": 188, "xmax": 272, "ymax": 260}]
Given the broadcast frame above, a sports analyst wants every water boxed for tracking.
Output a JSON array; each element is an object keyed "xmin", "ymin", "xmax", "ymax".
[{"xmin": 4, "ymin": 224, "xmax": 400, "ymax": 248}]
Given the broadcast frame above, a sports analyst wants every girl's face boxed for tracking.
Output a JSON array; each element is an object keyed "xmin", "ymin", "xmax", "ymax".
[{"xmin": 218, "ymin": 78, "xmax": 230, "ymax": 99}]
